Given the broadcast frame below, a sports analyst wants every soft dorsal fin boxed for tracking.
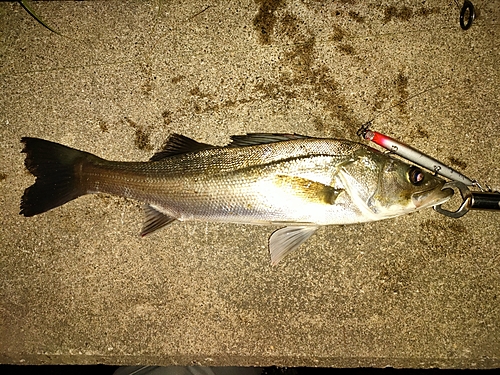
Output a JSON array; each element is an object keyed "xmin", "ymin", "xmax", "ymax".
[
  {"xmin": 269, "ymin": 226, "xmax": 319, "ymax": 265},
  {"xmin": 150, "ymin": 133, "xmax": 215, "ymax": 161},
  {"xmin": 140, "ymin": 205, "xmax": 176, "ymax": 236},
  {"xmin": 228, "ymin": 133, "xmax": 309, "ymax": 147}
]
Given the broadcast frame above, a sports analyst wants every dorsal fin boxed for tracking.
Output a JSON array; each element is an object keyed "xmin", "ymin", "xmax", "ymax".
[
  {"xmin": 150, "ymin": 134, "xmax": 215, "ymax": 161},
  {"xmin": 228, "ymin": 133, "xmax": 309, "ymax": 147}
]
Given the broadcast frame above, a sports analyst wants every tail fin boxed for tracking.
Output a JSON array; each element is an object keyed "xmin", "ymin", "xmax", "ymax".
[{"xmin": 20, "ymin": 137, "xmax": 91, "ymax": 217}]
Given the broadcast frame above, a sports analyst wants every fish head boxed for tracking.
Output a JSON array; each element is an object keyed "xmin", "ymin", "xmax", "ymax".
[
  {"xmin": 368, "ymin": 156, "xmax": 453, "ymax": 217},
  {"xmin": 341, "ymin": 149, "xmax": 453, "ymax": 219}
]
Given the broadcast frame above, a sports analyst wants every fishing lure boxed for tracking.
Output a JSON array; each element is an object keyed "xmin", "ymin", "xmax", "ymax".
[
  {"xmin": 357, "ymin": 124, "xmax": 500, "ymax": 218},
  {"xmin": 357, "ymin": 125, "xmax": 475, "ymax": 186}
]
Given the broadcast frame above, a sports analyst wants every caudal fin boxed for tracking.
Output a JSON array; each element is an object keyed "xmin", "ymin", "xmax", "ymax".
[{"xmin": 20, "ymin": 137, "xmax": 90, "ymax": 217}]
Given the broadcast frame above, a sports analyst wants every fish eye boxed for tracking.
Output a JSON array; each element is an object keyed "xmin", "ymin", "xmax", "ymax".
[{"xmin": 407, "ymin": 166, "xmax": 425, "ymax": 185}]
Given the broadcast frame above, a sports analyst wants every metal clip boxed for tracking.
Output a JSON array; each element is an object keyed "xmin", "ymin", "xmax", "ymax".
[
  {"xmin": 460, "ymin": 1, "xmax": 476, "ymax": 30},
  {"xmin": 433, "ymin": 181, "xmax": 472, "ymax": 218},
  {"xmin": 434, "ymin": 181, "xmax": 500, "ymax": 218}
]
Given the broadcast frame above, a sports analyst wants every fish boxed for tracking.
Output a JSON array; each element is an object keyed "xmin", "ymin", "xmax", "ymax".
[{"xmin": 20, "ymin": 133, "xmax": 453, "ymax": 264}]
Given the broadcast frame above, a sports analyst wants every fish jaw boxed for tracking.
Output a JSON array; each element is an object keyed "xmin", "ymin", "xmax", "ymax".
[{"xmin": 411, "ymin": 182, "xmax": 454, "ymax": 209}]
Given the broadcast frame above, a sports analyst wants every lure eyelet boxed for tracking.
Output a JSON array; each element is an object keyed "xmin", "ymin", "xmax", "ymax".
[{"xmin": 408, "ymin": 166, "xmax": 425, "ymax": 185}]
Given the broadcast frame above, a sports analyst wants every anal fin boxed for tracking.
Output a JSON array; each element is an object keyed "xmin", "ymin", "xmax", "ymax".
[
  {"xmin": 269, "ymin": 226, "xmax": 319, "ymax": 265},
  {"xmin": 141, "ymin": 205, "xmax": 176, "ymax": 236}
]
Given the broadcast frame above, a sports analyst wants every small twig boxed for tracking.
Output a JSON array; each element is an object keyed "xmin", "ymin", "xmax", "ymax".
[
  {"xmin": 18, "ymin": 0, "xmax": 62, "ymax": 36},
  {"xmin": 187, "ymin": 5, "xmax": 211, "ymax": 21}
]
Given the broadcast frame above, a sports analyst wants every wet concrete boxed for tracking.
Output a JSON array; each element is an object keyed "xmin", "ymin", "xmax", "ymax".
[{"xmin": 1, "ymin": 0, "xmax": 499, "ymax": 369}]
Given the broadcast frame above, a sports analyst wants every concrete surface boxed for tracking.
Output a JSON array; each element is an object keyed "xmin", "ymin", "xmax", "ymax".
[{"xmin": 1, "ymin": 0, "xmax": 499, "ymax": 369}]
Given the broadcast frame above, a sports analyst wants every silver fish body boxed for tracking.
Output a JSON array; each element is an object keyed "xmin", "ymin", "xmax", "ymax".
[{"xmin": 21, "ymin": 134, "xmax": 452, "ymax": 264}]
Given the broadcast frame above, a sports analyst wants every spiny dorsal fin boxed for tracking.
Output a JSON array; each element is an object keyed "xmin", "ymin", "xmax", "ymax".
[
  {"xmin": 150, "ymin": 134, "xmax": 215, "ymax": 161},
  {"xmin": 228, "ymin": 133, "xmax": 309, "ymax": 147},
  {"xmin": 151, "ymin": 133, "xmax": 311, "ymax": 160},
  {"xmin": 269, "ymin": 226, "xmax": 319, "ymax": 265},
  {"xmin": 141, "ymin": 205, "xmax": 176, "ymax": 236}
]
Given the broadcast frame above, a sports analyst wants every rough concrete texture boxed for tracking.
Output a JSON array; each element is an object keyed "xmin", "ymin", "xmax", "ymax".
[{"xmin": 1, "ymin": 0, "xmax": 499, "ymax": 369}]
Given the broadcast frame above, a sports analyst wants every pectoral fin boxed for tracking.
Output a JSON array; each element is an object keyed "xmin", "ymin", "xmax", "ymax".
[
  {"xmin": 141, "ymin": 205, "xmax": 176, "ymax": 236},
  {"xmin": 269, "ymin": 226, "xmax": 319, "ymax": 265},
  {"xmin": 275, "ymin": 175, "xmax": 343, "ymax": 205}
]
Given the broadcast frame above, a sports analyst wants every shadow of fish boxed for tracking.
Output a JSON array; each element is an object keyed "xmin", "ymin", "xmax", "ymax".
[{"xmin": 20, "ymin": 133, "xmax": 452, "ymax": 264}]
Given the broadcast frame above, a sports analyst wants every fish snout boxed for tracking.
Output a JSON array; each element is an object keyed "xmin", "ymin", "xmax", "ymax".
[{"xmin": 411, "ymin": 182, "xmax": 454, "ymax": 209}]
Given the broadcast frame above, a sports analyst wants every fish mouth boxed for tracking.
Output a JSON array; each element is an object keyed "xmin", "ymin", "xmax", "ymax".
[{"xmin": 412, "ymin": 182, "xmax": 454, "ymax": 209}]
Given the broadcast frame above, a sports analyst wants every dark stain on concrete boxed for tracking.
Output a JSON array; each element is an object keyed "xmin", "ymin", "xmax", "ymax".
[
  {"xmin": 191, "ymin": 97, "xmax": 256, "ymax": 115},
  {"xmin": 383, "ymin": 6, "xmax": 398, "ymax": 23},
  {"xmin": 124, "ymin": 117, "xmax": 138, "ymax": 128},
  {"xmin": 395, "ymin": 71, "xmax": 409, "ymax": 102},
  {"xmin": 383, "ymin": 5, "xmax": 439, "ymax": 23},
  {"xmin": 171, "ymin": 75, "xmax": 186, "ymax": 84},
  {"xmin": 253, "ymin": 0, "xmax": 285, "ymax": 44},
  {"xmin": 186, "ymin": 85, "xmax": 256, "ymax": 114},
  {"xmin": 415, "ymin": 125, "xmax": 430, "ymax": 139},
  {"xmin": 283, "ymin": 36, "xmax": 316, "ymax": 78},
  {"xmin": 348, "ymin": 10, "xmax": 365, "ymax": 23},
  {"xmin": 372, "ymin": 87, "xmax": 391, "ymax": 112},
  {"xmin": 134, "ymin": 129, "xmax": 151, "ymax": 151},
  {"xmin": 254, "ymin": 81, "xmax": 297, "ymax": 100},
  {"xmin": 419, "ymin": 219, "xmax": 468, "ymax": 258},
  {"xmin": 372, "ymin": 72, "xmax": 416, "ymax": 124},
  {"xmin": 279, "ymin": 12, "xmax": 301, "ymax": 39},
  {"xmin": 326, "ymin": 25, "xmax": 355, "ymax": 56},
  {"xmin": 398, "ymin": 6, "xmax": 413, "ymax": 21},
  {"xmin": 255, "ymin": 10, "xmax": 361, "ymax": 135},
  {"xmin": 98, "ymin": 119, "xmax": 108, "ymax": 133},
  {"xmin": 378, "ymin": 259, "xmax": 413, "ymax": 295},
  {"xmin": 193, "ymin": 102, "xmax": 203, "ymax": 114},
  {"xmin": 189, "ymin": 86, "xmax": 219, "ymax": 114},
  {"xmin": 253, "ymin": 81, "xmax": 280, "ymax": 99},
  {"xmin": 447, "ymin": 156, "xmax": 467, "ymax": 170},
  {"xmin": 124, "ymin": 117, "xmax": 152, "ymax": 151},
  {"xmin": 383, "ymin": 6, "xmax": 413, "ymax": 23},
  {"xmin": 142, "ymin": 81, "xmax": 153, "ymax": 96},
  {"xmin": 421, "ymin": 219, "xmax": 467, "ymax": 237},
  {"xmin": 418, "ymin": 6, "xmax": 441, "ymax": 17},
  {"xmin": 190, "ymin": 86, "xmax": 211, "ymax": 98},
  {"xmin": 313, "ymin": 117, "xmax": 326, "ymax": 132},
  {"xmin": 330, "ymin": 24, "xmax": 345, "ymax": 42},
  {"xmin": 140, "ymin": 63, "xmax": 155, "ymax": 96},
  {"xmin": 162, "ymin": 110, "xmax": 172, "ymax": 125},
  {"xmin": 339, "ymin": 44, "xmax": 355, "ymax": 55}
]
